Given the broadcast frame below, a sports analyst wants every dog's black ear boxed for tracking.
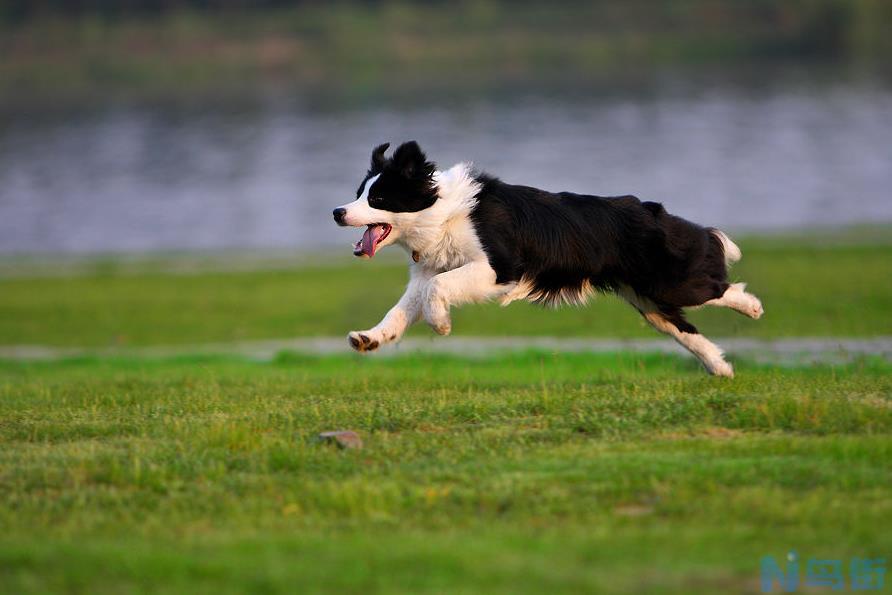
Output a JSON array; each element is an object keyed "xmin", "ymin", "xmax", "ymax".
[
  {"xmin": 392, "ymin": 141, "xmax": 435, "ymax": 180},
  {"xmin": 370, "ymin": 143, "xmax": 390, "ymax": 172}
]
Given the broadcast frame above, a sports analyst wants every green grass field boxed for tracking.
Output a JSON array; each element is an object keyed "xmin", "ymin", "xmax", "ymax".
[
  {"xmin": 1, "ymin": 236, "xmax": 890, "ymax": 593},
  {"xmin": 1, "ymin": 353, "xmax": 891, "ymax": 593},
  {"xmin": 2, "ymin": 238, "xmax": 891, "ymax": 348}
]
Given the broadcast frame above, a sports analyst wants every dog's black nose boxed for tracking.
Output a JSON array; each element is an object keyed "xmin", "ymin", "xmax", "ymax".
[{"xmin": 332, "ymin": 208, "xmax": 347, "ymax": 225}]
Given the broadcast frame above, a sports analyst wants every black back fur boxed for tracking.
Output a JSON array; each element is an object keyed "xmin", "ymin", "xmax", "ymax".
[{"xmin": 469, "ymin": 175, "xmax": 731, "ymax": 333}]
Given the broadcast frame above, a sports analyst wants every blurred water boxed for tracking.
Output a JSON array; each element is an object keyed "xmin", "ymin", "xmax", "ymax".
[{"xmin": 2, "ymin": 76, "xmax": 891, "ymax": 255}]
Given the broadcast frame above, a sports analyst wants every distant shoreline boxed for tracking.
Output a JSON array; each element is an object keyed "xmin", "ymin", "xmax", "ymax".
[{"xmin": 1, "ymin": 226, "xmax": 891, "ymax": 279}]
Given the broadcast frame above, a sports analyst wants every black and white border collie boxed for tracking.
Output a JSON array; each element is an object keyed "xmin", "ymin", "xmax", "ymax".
[{"xmin": 333, "ymin": 141, "xmax": 763, "ymax": 377}]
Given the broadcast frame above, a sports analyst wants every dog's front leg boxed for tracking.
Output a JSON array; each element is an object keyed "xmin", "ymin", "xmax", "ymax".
[
  {"xmin": 422, "ymin": 260, "xmax": 504, "ymax": 336},
  {"xmin": 348, "ymin": 264, "xmax": 431, "ymax": 352}
]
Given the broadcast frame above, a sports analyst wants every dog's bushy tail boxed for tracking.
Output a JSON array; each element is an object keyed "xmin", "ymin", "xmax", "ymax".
[{"xmin": 711, "ymin": 229, "xmax": 742, "ymax": 268}]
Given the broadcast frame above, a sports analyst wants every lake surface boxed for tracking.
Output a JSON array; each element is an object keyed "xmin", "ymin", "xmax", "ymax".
[{"xmin": 2, "ymin": 72, "xmax": 891, "ymax": 255}]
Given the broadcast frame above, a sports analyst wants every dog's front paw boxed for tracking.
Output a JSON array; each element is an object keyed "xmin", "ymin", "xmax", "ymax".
[
  {"xmin": 348, "ymin": 331, "xmax": 380, "ymax": 352},
  {"xmin": 430, "ymin": 318, "xmax": 451, "ymax": 335},
  {"xmin": 423, "ymin": 306, "xmax": 452, "ymax": 335},
  {"xmin": 422, "ymin": 295, "xmax": 452, "ymax": 336}
]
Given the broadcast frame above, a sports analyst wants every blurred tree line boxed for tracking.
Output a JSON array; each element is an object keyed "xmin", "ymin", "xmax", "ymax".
[
  {"xmin": 2, "ymin": 0, "xmax": 889, "ymax": 97},
  {"xmin": 0, "ymin": 0, "xmax": 885, "ymax": 30},
  {"xmin": 1, "ymin": 0, "xmax": 328, "ymax": 19},
  {"xmin": 2, "ymin": 0, "xmax": 890, "ymax": 57}
]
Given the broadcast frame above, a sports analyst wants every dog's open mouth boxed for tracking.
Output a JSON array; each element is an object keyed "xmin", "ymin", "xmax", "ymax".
[{"xmin": 353, "ymin": 223, "xmax": 392, "ymax": 258}]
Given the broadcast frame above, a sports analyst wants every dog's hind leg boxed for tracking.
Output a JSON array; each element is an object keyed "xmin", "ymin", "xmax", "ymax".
[
  {"xmin": 642, "ymin": 309, "xmax": 734, "ymax": 377},
  {"xmin": 703, "ymin": 282, "xmax": 764, "ymax": 319},
  {"xmin": 618, "ymin": 287, "xmax": 734, "ymax": 377},
  {"xmin": 348, "ymin": 264, "xmax": 431, "ymax": 352}
]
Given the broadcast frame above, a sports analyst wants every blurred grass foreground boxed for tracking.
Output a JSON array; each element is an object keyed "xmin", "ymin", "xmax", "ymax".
[{"xmin": 2, "ymin": 0, "xmax": 892, "ymax": 98}]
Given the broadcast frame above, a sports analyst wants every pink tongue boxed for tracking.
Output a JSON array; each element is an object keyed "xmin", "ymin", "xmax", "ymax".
[{"xmin": 357, "ymin": 225, "xmax": 384, "ymax": 258}]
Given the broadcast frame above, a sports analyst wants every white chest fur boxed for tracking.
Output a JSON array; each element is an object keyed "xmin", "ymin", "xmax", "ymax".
[{"xmin": 395, "ymin": 163, "xmax": 487, "ymax": 273}]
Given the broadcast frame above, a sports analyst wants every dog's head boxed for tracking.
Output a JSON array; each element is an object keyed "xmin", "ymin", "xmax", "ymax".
[{"xmin": 333, "ymin": 141, "xmax": 437, "ymax": 258}]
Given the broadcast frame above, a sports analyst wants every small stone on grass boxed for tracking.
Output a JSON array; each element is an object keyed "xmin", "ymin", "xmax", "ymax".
[{"xmin": 317, "ymin": 430, "xmax": 363, "ymax": 450}]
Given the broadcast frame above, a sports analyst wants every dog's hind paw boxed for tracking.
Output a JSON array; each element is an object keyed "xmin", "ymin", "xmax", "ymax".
[
  {"xmin": 708, "ymin": 359, "xmax": 735, "ymax": 378},
  {"xmin": 746, "ymin": 296, "xmax": 764, "ymax": 320},
  {"xmin": 348, "ymin": 331, "xmax": 380, "ymax": 352}
]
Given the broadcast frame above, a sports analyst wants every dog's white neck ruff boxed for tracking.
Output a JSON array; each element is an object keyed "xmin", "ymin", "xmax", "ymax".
[{"xmin": 396, "ymin": 162, "xmax": 485, "ymax": 272}]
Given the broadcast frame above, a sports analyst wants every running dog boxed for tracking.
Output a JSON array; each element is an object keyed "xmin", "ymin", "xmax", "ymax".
[{"xmin": 333, "ymin": 141, "xmax": 763, "ymax": 376}]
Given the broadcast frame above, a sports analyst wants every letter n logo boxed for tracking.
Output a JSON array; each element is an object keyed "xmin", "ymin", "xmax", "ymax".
[{"xmin": 761, "ymin": 551, "xmax": 799, "ymax": 593}]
